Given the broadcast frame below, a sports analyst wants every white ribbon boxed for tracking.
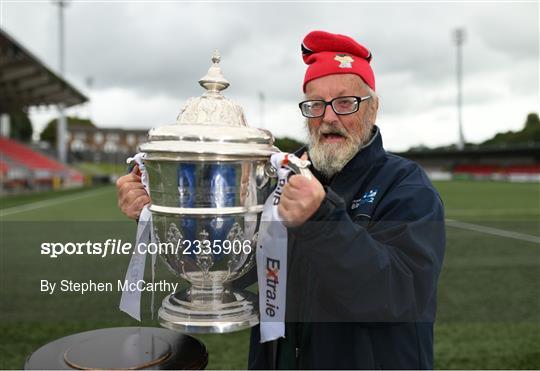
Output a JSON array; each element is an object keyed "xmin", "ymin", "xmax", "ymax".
[
  {"xmin": 257, "ymin": 152, "xmax": 303, "ymax": 343},
  {"xmin": 119, "ymin": 153, "xmax": 157, "ymax": 321},
  {"xmin": 127, "ymin": 152, "xmax": 149, "ymax": 193}
]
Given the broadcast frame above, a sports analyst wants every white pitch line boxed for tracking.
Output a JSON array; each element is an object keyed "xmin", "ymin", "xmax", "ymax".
[
  {"xmin": 446, "ymin": 219, "xmax": 540, "ymax": 244},
  {"xmin": 0, "ymin": 187, "xmax": 112, "ymax": 217},
  {"xmin": 446, "ymin": 208, "xmax": 539, "ymax": 217}
]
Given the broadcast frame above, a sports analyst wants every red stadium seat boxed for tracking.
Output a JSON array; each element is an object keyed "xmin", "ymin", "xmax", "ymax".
[{"xmin": 0, "ymin": 136, "xmax": 65, "ymax": 172}]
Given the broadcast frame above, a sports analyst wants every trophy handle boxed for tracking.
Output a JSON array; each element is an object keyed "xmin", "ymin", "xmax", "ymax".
[
  {"xmin": 264, "ymin": 154, "xmax": 313, "ymax": 181},
  {"xmin": 285, "ymin": 154, "xmax": 313, "ymax": 180}
]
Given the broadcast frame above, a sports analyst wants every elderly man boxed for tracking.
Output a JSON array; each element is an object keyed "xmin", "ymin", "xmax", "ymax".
[{"xmin": 117, "ymin": 30, "xmax": 445, "ymax": 370}]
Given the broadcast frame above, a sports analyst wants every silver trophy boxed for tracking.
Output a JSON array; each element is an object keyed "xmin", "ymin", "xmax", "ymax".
[{"xmin": 140, "ymin": 51, "xmax": 309, "ymax": 333}]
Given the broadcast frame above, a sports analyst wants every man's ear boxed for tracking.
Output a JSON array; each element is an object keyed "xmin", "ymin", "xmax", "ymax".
[{"xmin": 368, "ymin": 97, "xmax": 379, "ymax": 125}]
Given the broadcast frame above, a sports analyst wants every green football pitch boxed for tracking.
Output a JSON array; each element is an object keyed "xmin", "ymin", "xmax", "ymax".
[{"xmin": 1, "ymin": 180, "xmax": 539, "ymax": 369}]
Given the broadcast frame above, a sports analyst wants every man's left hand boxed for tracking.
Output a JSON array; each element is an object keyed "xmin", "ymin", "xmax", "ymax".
[{"xmin": 279, "ymin": 173, "xmax": 326, "ymax": 227}]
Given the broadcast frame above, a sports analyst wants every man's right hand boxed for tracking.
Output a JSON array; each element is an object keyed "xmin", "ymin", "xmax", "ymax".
[{"xmin": 116, "ymin": 165, "xmax": 150, "ymax": 220}]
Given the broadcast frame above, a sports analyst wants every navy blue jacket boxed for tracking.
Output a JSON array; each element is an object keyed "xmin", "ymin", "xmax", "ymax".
[{"xmin": 245, "ymin": 126, "xmax": 445, "ymax": 369}]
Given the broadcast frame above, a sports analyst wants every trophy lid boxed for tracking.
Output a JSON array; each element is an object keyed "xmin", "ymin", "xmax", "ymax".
[{"xmin": 140, "ymin": 51, "xmax": 279, "ymax": 159}]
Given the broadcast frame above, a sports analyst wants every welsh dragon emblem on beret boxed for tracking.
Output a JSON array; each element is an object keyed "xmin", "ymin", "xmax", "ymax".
[{"xmin": 334, "ymin": 54, "xmax": 354, "ymax": 68}]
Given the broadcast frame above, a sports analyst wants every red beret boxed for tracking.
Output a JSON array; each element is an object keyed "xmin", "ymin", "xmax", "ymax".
[{"xmin": 302, "ymin": 30, "xmax": 375, "ymax": 92}]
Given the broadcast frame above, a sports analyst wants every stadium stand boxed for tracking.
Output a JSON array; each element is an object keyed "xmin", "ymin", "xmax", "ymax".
[
  {"xmin": 0, "ymin": 136, "xmax": 83, "ymax": 192},
  {"xmin": 401, "ymin": 144, "xmax": 540, "ymax": 182},
  {"xmin": 454, "ymin": 164, "xmax": 540, "ymax": 175},
  {"xmin": 452, "ymin": 164, "xmax": 540, "ymax": 182},
  {"xmin": 0, "ymin": 28, "xmax": 88, "ymax": 194},
  {"xmin": 0, "ymin": 159, "xmax": 8, "ymax": 175}
]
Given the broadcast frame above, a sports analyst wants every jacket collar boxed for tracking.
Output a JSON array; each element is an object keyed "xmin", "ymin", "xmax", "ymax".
[{"xmin": 339, "ymin": 125, "xmax": 385, "ymax": 173}]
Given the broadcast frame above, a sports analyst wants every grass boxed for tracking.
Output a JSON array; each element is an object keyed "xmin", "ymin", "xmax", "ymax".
[
  {"xmin": 0, "ymin": 180, "xmax": 539, "ymax": 369},
  {"xmin": 74, "ymin": 162, "xmax": 127, "ymax": 177},
  {"xmin": 0, "ymin": 186, "xmax": 123, "ymax": 221},
  {"xmin": 0, "ymin": 185, "xmax": 110, "ymax": 210},
  {"xmin": 433, "ymin": 180, "xmax": 540, "ymax": 369}
]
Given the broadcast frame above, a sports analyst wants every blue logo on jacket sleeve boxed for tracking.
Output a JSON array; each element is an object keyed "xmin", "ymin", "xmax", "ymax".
[{"xmin": 351, "ymin": 189, "xmax": 378, "ymax": 210}]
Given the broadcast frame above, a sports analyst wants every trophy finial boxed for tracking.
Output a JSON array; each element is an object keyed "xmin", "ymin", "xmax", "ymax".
[
  {"xmin": 211, "ymin": 49, "xmax": 221, "ymax": 64},
  {"xmin": 199, "ymin": 50, "xmax": 230, "ymax": 93}
]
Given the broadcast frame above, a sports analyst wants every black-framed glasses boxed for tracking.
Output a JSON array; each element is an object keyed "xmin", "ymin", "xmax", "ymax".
[{"xmin": 298, "ymin": 95, "xmax": 372, "ymax": 118}]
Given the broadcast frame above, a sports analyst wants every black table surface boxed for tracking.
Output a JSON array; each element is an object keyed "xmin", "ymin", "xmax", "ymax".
[{"xmin": 24, "ymin": 327, "xmax": 208, "ymax": 370}]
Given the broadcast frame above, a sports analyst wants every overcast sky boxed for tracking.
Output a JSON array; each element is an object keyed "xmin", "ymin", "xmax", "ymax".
[{"xmin": 1, "ymin": 1, "xmax": 538, "ymax": 151}]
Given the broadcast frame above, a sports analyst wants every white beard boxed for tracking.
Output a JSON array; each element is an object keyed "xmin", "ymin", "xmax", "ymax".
[{"xmin": 307, "ymin": 120, "xmax": 373, "ymax": 179}]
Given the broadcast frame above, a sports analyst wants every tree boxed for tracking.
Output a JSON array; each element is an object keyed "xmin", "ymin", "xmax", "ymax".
[
  {"xmin": 274, "ymin": 137, "xmax": 305, "ymax": 153},
  {"xmin": 524, "ymin": 113, "xmax": 540, "ymax": 131},
  {"xmin": 8, "ymin": 109, "xmax": 33, "ymax": 142},
  {"xmin": 481, "ymin": 112, "xmax": 540, "ymax": 147},
  {"xmin": 40, "ymin": 117, "xmax": 96, "ymax": 146}
]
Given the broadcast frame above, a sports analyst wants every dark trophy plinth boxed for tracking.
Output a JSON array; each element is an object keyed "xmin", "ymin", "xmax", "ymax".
[{"xmin": 24, "ymin": 327, "xmax": 208, "ymax": 370}]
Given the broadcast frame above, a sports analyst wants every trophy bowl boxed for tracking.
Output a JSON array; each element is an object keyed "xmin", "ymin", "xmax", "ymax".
[{"xmin": 140, "ymin": 52, "xmax": 278, "ymax": 333}]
